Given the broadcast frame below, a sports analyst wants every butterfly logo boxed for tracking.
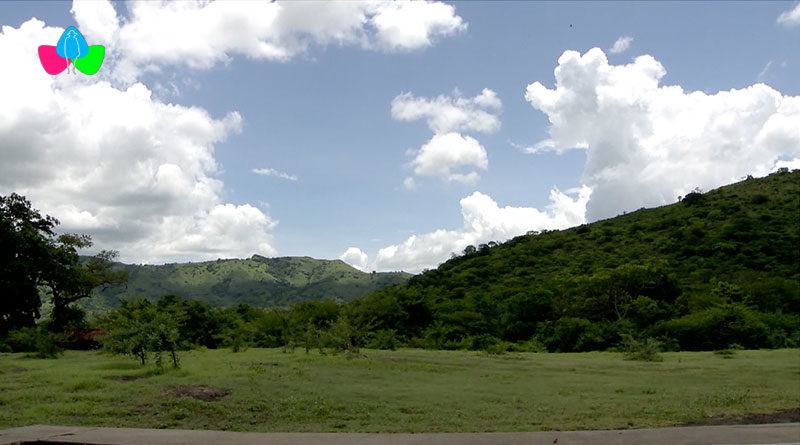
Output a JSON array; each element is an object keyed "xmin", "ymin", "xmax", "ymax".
[{"xmin": 38, "ymin": 26, "xmax": 105, "ymax": 75}]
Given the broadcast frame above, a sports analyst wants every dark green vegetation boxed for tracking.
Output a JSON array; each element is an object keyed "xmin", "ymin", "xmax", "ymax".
[
  {"xmin": 0, "ymin": 193, "xmax": 125, "ymax": 337},
  {"xmin": 348, "ymin": 170, "xmax": 799, "ymax": 352},
  {"xmin": 89, "ymin": 255, "xmax": 410, "ymax": 309},
  {"xmin": 4, "ymin": 171, "xmax": 799, "ymax": 358},
  {"xmin": 1, "ymin": 348, "xmax": 797, "ymax": 432},
  {"xmin": 83, "ymin": 170, "xmax": 798, "ymax": 361}
]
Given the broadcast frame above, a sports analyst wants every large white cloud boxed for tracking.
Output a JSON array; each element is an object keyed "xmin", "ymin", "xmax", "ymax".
[
  {"xmin": 411, "ymin": 133, "xmax": 488, "ymax": 184},
  {"xmin": 369, "ymin": 186, "xmax": 591, "ymax": 273},
  {"xmin": 525, "ymin": 48, "xmax": 800, "ymax": 221},
  {"xmin": 777, "ymin": 2, "xmax": 800, "ymax": 27},
  {"xmin": 0, "ymin": 19, "xmax": 276, "ymax": 263},
  {"xmin": 71, "ymin": 0, "xmax": 466, "ymax": 82},
  {"xmin": 392, "ymin": 88, "xmax": 501, "ymax": 134},
  {"xmin": 2, "ymin": 0, "xmax": 467, "ymax": 264},
  {"xmin": 371, "ymin": 0, "xmax": 467, "ymax": 50}
]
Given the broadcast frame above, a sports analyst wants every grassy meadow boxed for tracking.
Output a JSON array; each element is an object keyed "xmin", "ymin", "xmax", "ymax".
[{"xmin": 0, "ymin": 348, "xmax": 798, "ymax": 432}]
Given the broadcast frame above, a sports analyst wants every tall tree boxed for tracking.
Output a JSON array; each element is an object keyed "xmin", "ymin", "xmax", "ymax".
[
  {"xmin": 0, "ymin": 194, "xmax": 57, "ymax": 333},
  {"xmin": 0, "ymin": 193, "xmax": 127, "ymax": 334}
]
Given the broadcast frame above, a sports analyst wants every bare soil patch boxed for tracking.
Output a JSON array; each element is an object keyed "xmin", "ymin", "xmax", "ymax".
[
  {"xmin": 104, "ymin": 375, "xmax": 146, "ymax": 382},
  {"xmin": 255, "ymin": 362, "xmax": 279, "ymax": 367},
  {"xmin": 172, "ymin": 385, "xmax": 230, "ymax": 401},
  {"xmin": 683, "ymin": 408, "xmax": 800, "ymax": 425},
  {"xmin": 346, "ymin": 351, "xmax": 369, "ymax": 360}
]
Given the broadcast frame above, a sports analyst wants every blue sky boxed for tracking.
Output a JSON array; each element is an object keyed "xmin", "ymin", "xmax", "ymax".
[{"xmin": 1, "ymin": 1, "xmax": 798, "ymax": 272}]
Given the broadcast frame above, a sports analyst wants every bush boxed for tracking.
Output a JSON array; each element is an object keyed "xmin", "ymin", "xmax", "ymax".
[
  {"xmin": 539, "ymin": 317, "xmax": 590, "ymax": 352},
  {"xmin": 486, "ymin": 340, "xmax": 513, "ymax": 355},
  {"xmin": 714, "ymin": 343, "xmax": 744, "ymax": 359},
  {"xmin": 367, "ymin": 329, "xmax": 397, "ymax": 350},
  {"xmin": 663, "ymin": 304, "xmax": 769, "ymax": 350},
  {"xmin": 509, "ymin": 338, "xmax": 547, "ymax": 353},
  {"xmin": 466, "ymin": 334, "xmax": 500, "ymax": 351},
  {"xmin": 5, "ymin": 327, "xmax": 64, "ymax": 358},
  {"xmin": 325, "ymin": 316, "xmax": 362, "ymax": 353},
  {"xmin": 619, "ymin": 335, "xmax": 663, "ymax": 362},
  {"xmin": 681, "ymin": 191, "xmax": 704, "ymax": 206}
]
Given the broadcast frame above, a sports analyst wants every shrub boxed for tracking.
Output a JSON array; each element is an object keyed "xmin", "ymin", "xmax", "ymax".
[
  {"xmin": 367, "ymin": 329, "xmax": 398, "ymax": 350},
  {"xmin": 466, "ymin": 334, "xmax": 500, "ymax": 351},
  {"xmin": 486, "ymin": 340, "xmax": 513, "ymax": 355},
  {"xmin": 619, "ymin": 335, "xmax": 663, "ymax": 362},
  {"xmin": 714, "ymin": 343, "xmax": 744, "ymax": 359},
  {"xmin": 5, "ymin": 327, "xmax": 64, "ymax": 358},
  {"xmin": 663, "ymin": 304, "xmax": 769, "ymax": 350},
  {"xmin": 325, "ymin": 316, "xmax": 362, "ymax": 353},
  {"xmin": 681, "ymin": 191, "xmax": 704, "ymax": 206},
  {"xmin": 509, "ymin": 338, "xmax": 547, "ymax": 353},
  {"xmin": 539, "ymin": 317, "xmax": 590, "ymax": 352}
]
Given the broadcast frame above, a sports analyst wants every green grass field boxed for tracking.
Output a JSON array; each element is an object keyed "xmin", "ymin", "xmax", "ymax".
[{"xmin": 0, "ymin": 348, "xmax": 798, "ymax": 432}]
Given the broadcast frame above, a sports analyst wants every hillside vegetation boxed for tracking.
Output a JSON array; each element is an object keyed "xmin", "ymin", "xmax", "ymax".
[
  {"xmin": 91, "ymin": 255, "xmax": 410, "ymax": 308},
  {"xmin": 346, "ymin": 170, "xmax": 799, "ymax": 351}
]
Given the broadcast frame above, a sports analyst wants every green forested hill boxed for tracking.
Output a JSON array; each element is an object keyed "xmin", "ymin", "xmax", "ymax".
[
  {"xmin": 90, "ymin": 255, "xmax": 410, "ymax": 308},
  {"xmin": 348, "ymin": 170, "xmax": 800, "ymax": 351}
]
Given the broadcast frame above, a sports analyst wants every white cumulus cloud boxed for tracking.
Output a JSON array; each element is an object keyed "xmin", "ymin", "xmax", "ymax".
[
  {"xmin": 393, "ymin": 89, "xmax": 500, "ymax": 186},
  {"xmin": 370, "ymin": 0, "xmax": 467, "ymax": 51},
  {"xmin": 371, "ymin": 186, "xmax": 592, "ymax": 273},
  {"xmin": 68, "ymin": 0, "xmax": 466, "ymax": 82},
  {"xmin": 339, "ymin": 247, "xmax": 370, "ymax": 272},
  {"xmin": 71, "ymin": 0, "xmax": 119, "ymax": 45},
  {"xmin": 410, "ymin": 133, "xmax": 488, "ymax": 184},
  {"xmin": 609, "ymin": 36, "xmax": 633, "ymax": 54},
  {"xmin": 0, "ymin": 18, "xmax": 276, "ymax": 263},
  {"xmin": 525, "ymin": 47, "xmax": 800, "ymax": 221},
  {"xmin": 391, "ymin": 88, "xmax": 501, "ymax": 134},
  {"xmin": 777, "ymin": 2, "xmax": 800, "ymax": 27},
  {"xmin": 775, "ymin": 158, "xmax": 800, "ymax": 171}
]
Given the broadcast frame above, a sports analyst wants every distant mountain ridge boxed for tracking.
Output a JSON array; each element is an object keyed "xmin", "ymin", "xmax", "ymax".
[{"xmin": 89, "ymin": 254, "xmax": 411, "ymax": 309}]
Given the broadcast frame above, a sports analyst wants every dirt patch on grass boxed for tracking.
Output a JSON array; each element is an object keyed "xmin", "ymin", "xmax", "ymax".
[
  {"xmin": 346, "ymin": 351, "xmax": 369, "ymax": 359},
  {"xmin": 2, "ymin": 367, "xmax": 28, "ymax": 374},
  {"xmin": 173, "ymin": 385, "xmax": 230, "ymax": 401},
  {"xmin": 683, "ymin": 408, "xmax": 800, "ymax": 425},
  {"xmin": 104, "ymin": 375, "xmax": 146, "ymax": 382},
  {"xmin": 253, "ymin": 362, "xmax": 279, "ymax": 368}
]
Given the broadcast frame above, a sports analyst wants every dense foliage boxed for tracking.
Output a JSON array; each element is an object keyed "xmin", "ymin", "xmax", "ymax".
[
  {"xmin": 0, "ymin": 193, "xmax": 125, "ymax": 336},
  {"xmin": 4, "ymin": 170, "xmax": 799, "ymax": 357},
  {"xmin": 89, "ymin": 255, "xmax": 410, "ymax": 310},
  {"xmin": 345, "ymin": 170, "xmax": 799, "ymax": 352}
]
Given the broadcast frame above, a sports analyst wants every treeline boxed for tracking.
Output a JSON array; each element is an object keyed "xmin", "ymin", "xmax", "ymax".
[
  {"xmin": 2, "ymin": 170, "xmax": 798, "ymax": 359},
  {"xmin": 86, "ymin": 261, "xmax": 798, "ymax": 364},
  {"xmin": 93, "ymin": 296, "xmax": 384, "ymax": 361}
]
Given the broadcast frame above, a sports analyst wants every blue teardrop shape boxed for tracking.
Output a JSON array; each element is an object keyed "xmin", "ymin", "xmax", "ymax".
[{"xmin": 56, "ymin": 26, "xmax": 89, "ymax": 60}]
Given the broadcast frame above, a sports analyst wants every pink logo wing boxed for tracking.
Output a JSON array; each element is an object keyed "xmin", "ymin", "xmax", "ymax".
[{"xmin": 38, "ymin": 45, "xmax": 69, "ymax": 75}]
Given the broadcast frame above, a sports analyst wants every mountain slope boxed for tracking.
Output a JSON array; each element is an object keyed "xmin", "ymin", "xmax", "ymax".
[
  {"xmin": 348, "ymin": 169, "xmax": 799, "ymax": 351},
  {"xmin": 91, "ymin": 255, "xmax": 410, "ymax": 308}
]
